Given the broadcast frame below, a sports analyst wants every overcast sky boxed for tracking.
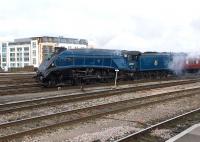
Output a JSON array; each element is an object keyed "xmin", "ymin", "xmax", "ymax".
[{"xmin": 1, "ymin": 0, "xmax": 200, "ymax": 52}]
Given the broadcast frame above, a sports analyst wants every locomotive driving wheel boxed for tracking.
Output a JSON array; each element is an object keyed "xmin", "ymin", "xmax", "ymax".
[{"xmin": 47, "ymin": 75, "xmax": 57, "ymax": 87}]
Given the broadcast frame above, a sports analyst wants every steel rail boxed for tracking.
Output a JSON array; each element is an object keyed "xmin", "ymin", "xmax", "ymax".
[
  {"xmin": 0, "ymin": 79, "xmax": 198, "ymax": 114},
  {"xmin": 0, "ymin": 87, "xmax": 200, "ymax": 141},
  {"xmin": 115, "ymin": 108, "xmax": 200, "ymax": 142}
]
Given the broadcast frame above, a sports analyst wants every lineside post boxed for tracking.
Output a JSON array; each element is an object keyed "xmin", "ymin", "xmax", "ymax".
[
  {"xmin": 115, "ymin": 69, "xmax": 119, "ymax": 88},
  {"xmin": 80, "ymin": 77, "xmax": 84, "ymax": 91}
]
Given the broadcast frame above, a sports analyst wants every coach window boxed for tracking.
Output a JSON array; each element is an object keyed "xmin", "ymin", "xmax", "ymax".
[
  {"xmin": 196, "ymin": 60, "xmax": 199, "ymax": 64},
  {"xmin": 186, "ymin": 60, "xmax": 189, "ymax": 64},
  {"xmin": 192, "ymin": 60, "xmax": 195, "ymax": 64}
]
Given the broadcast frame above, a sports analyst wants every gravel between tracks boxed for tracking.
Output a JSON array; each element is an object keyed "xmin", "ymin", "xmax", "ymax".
[
  {"xmin": 7, "ymin": 82, "xmax": 200, "ymax": 142},
  {"xmin": 0, "ymin": 79, "xmax": 187, "ymax": 104},
  {"xmin": 19, "ymin": 94, "xmax": 200, "ymax": 142},
  {"xmin": 0, "ymin": 82, "xmax": 200, "ymax": 124}
]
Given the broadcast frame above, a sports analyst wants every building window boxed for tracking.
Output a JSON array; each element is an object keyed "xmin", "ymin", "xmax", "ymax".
[
  {"xmin": 24, "ymin": 57, "xmax": 29, "ymax": 62},
  {"xmin": 17, "ymin": 53, "xmax": 22, "ymax": 56},
  {"xmin": 49, "ymin": 37, "xmax": 53, "ymax": 42},
  {"xmin": 24, "ymin": 53, "xmax": 29, "ymax": 56},
  {"xmin": 10, "ymin": 63, "xmax": 15, "ymax": 67},
  {"xmin": 42, "ymin": 46, "xmax": 53, "ymax": 61},
  {"xmin": 17, "ymin": 63, "xmax": 22, "ymax": 67},
  {"xmin": 32, "ymin": 50, "xmax": 36, "ymax": 56},
  {"xmin": 24, "ymin": 47, "xmax": 29, "ymax": 52},
  {"xmin": 32, "ymin": 58, "xmax": 36, "ymax": 64},
  {"xmin": 24, "ymin": 63, "xmax": 29, "ymax": 66},
  {"xmin": 10, "ymin": 58, "xmax": 15, "ymax": 62},
  {"xmin": 2, "ymin": 63, "xmax": 6, "ymax": 67},
  {"xmin": 17, "ymin": 58, "xmax": 22, "ymax": 61},
  {"xmin": 60, "ymin": 38, "xmax": 66, "ymax": 43},
  {"xmin": 2, "ymin": 43, "xmax": 7, "ymax": 47},
  {"xmin": 42, "ymin": 37, "xmax": 48, "ymax": 42},
  {"xmin": 2, "ymin": 53, "xmax": 6, "ymax": 57},
  {"xmin": 10, "ymin": 48, "xmax": 15, "ymax": 52},
  {"xmin": 17, "ymin": 48, "xmax": 22, "ymax": 52},
  {"xmin": 32, "ymin": 42, "xmax": 36, "ymax": 48},
  {"xmin": 10, "ymin": 53, "xmax": 15, "ymax": 57},
  {"xmin": 2, "ymin": 58, "xmax": 6, "ymax": 62},
  {"xmin": 2, "ymin": 48, "xmax": 6, "ymax": 52}
]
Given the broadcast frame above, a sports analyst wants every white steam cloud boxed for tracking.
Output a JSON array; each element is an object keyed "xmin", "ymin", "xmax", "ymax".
[
  {"xmin": 168, "ymin": 54, "xmax": 186, "ymax": 75},
  {"xmin": 169, "ymin": 52, "xmax": 200, "ymax": 75}
]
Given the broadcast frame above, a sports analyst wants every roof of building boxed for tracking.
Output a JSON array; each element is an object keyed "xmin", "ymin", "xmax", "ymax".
[
  {"xmin": 13, "ymin": 36, "xmax": 88, "ymax": 45},
  {"xmin": 8, "ymin": 41, "xmax": 31, "ymax": 46}
]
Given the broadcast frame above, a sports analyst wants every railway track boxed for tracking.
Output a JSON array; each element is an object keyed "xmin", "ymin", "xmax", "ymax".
[
  {"xmin": 0, "ymin": 83, "xmax": 39, "ymax": 89},
  {"xmin": 115, "ymin": 108, "xmax": 200, "ymax": 142},
  {"xmin": 0, "ymin": 76, "xmax": 167, "ymax": 95},
  {"xmin": 0, "ymin": 72, "xmax": 52, "ymax": 95},
  {"xmin": 0, "ymin": 83, "xmax": 43, "ymax": 96},
  {"xmin": 0, "ymin": 75, "xmax": 199, "ymax": 96},
  {"xmin": 0, "ymin": 85, "xmax": 200, "ymax": 141},
  {"xmin": 0, "ymin": 71, "xmax": 198, "ymax": 95},
  {"xmin": 0, "ymin": 79, "xmax": 35, "ymax": 85},
  {"xmin": 0, "ymin": 72, "xmax": 35, "ymax": 79},
  {"xmin": 0, "ymin": 73, "xmax": 36, "ymax": 85},
  {"xmin": 0, "ymin": 78, "xmax": 199, "ymax": 114}
]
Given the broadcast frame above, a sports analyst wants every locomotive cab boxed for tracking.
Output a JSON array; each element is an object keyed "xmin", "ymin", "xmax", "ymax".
[{"xmin": 123, "ymin": 51, "xmax": 141, "ymax": 70}]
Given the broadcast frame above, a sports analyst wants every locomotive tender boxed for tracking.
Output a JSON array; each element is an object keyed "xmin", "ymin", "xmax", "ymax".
[{"xmin": 36, "ymin": 48, "xmax": 198, "ymax": 87}]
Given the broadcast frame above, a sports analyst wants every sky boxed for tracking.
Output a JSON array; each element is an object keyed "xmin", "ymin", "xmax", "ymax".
[{"xmin": 1, "ymin": 0, "xmax": 200, "ymax": 52}]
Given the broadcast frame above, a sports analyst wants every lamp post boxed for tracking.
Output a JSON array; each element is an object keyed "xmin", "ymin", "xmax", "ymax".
[{"xmin": 115, "ymin": 69, "xmax": 119, "ymax": 87}]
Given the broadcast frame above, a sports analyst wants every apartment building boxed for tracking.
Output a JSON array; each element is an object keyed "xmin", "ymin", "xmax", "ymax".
[
  {"xmin": 0, "ymin": 42, "xmax": 9, "ymax": 70},
  {"xmin": 0, "ymin": 36, "xmax": 88, "ymax": 70}
]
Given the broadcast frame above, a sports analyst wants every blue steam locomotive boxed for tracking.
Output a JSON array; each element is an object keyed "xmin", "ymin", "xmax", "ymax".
[{"xmin": 36, "ymin": 48, "xmax": 174, "ymax": 87}]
